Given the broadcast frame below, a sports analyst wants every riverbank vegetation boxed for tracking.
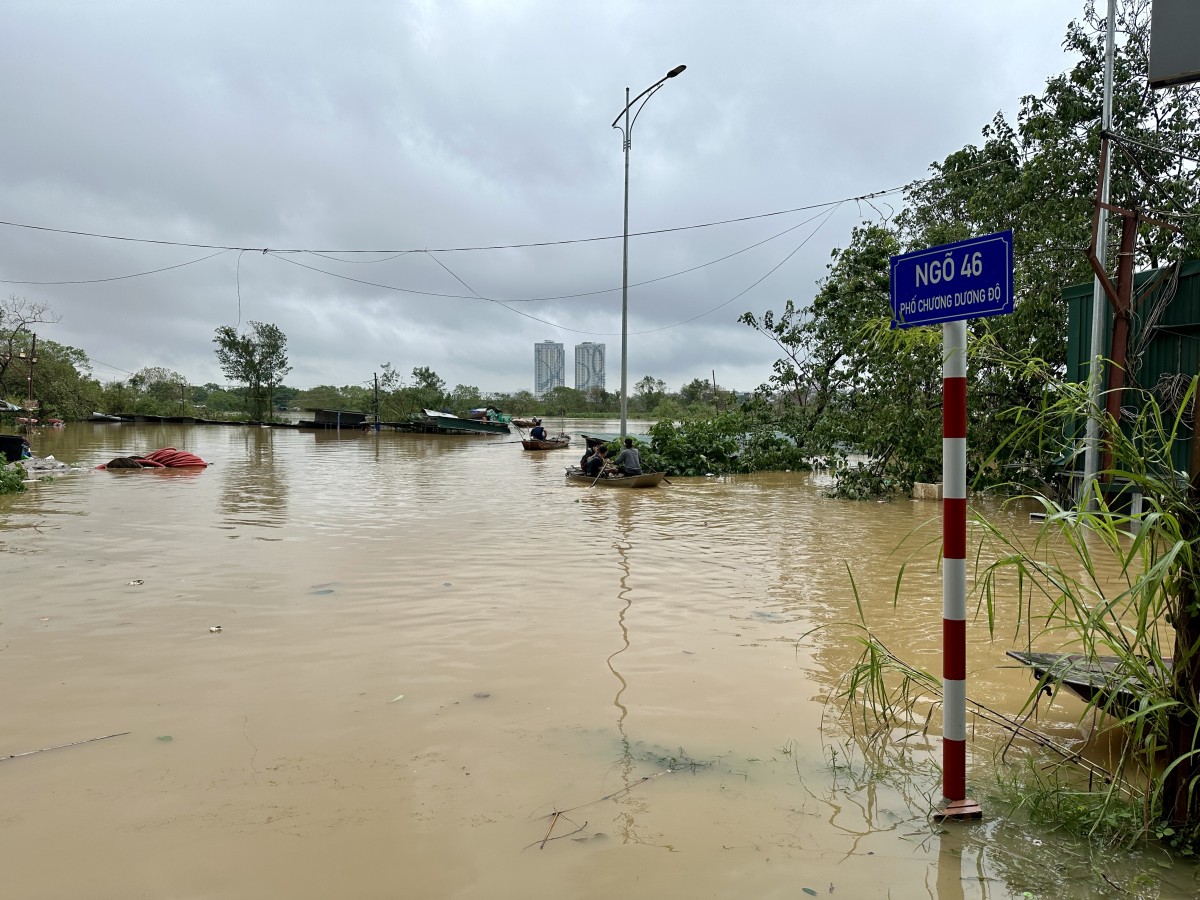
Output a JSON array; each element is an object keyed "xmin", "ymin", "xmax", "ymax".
[
  {"xmin": 741, "ymin": 0, "xmax": 1200, "ymax": 498},
  {"xmin": 829, "ymin": 362, "xmax": 1200, "ymax": 854}
]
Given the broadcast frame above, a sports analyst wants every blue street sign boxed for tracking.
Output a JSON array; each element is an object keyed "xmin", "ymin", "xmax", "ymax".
[{"xmin": 889, "ymin": 230, "xmax": 1013, "ymax": 329}]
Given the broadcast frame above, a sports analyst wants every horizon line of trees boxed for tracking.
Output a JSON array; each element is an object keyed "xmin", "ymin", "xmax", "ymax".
[{"xmin": 0, "ymin": 308, "xmax": 746, "ymax": 423}]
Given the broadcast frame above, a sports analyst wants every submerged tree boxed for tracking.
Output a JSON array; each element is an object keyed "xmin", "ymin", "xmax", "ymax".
[{"xmin": 212, "ymin": 322, "xmax": 291, "ymax": 421}]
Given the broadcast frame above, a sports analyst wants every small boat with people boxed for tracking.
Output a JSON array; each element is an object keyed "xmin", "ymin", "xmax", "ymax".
[
  {"xmin": 522, "ymin": 436, "xmax": 571, "ymax": 451},
  {"xmin": 521, "ymin": 416, "xmax": 570, "ymax": 450},
  {"xmin": 564, "ymin": 466, "xmax": 666, "ymax": 488}
]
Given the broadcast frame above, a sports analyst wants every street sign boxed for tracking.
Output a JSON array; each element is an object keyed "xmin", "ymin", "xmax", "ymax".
[{"xmin": 889, "ymin": 230, "xmax": 1013, "ymax": 329}]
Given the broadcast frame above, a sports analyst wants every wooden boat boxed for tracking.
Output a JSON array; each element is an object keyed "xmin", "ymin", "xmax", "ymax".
[
  {"xmin": 522, "ymin": 436, "xmax": 571, "ymax": 451},
  {"xmin": 564, "ymin": 466, "xmax": 666, "ymax": 488},
  {"xmin": 1006, "ymin": 650, "xmax": 1171, "ymax": 716}
]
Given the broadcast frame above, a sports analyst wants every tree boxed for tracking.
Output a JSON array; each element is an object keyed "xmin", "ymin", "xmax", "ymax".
[
  {"xmin": 678, "ymin": 378, "xmax": 711, "ymax": 407},
  {"xmin": 409, "ymin": 366, "xmax": 446, "ymax": 411},
  {"xmin": 448, "ymin": 384, "xmax": 483, "ymax": 413},
  {"xmin": 744, "ymin": 0, "xmax": 1200, "ymax": 496},
  {"xmin": 632, "ymin": 376, "xmax": 666, "ymax": 414},
  {"xmin": 212, "ymin": 322, "xmax": 291, "ymax": 421},
  {"xmin": 743, "ymin": 223, "xmax": 944, "ymax": 495},
  {"xmin": 24, "ymin": 339, "xmax": 101, "ymax": 420},
  {"xmin": 898, "ymin": 0, "xmax": 1200, "ymax": 470},
  {"xmin": 132, "ymin": 366, "xmax": 188, "ymax": 412},
  {"xmin": 0, "ymin": 295, "xmax": 58, "ymax": 403}
]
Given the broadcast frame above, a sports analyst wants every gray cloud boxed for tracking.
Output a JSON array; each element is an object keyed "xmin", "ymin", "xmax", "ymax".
[{"xmin": 1, "ymin": 0, "xmax": 1081, "ymax": 394}]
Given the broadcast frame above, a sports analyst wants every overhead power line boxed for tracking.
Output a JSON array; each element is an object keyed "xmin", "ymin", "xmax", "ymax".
[{"xmin": 0, "ymin": 180, "xmax": 922, "ymax": 257}]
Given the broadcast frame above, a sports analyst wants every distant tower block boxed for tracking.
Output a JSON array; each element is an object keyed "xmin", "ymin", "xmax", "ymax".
[
  {"xmin": 534, "ymin": 340, "xmax": 565, "ymax": 397},
  {"xmin": 574, "ymin": 342, "xmax": 606, "ymax": 392}
]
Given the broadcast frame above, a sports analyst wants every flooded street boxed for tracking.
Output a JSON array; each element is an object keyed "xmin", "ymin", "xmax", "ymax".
[{"xmin": 3, "ymin": 422, "xmax": 1198, "ymax": 899}]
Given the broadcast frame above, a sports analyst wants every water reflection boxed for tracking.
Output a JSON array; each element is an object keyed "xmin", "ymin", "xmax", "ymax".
[
  {"xmin": 5, "ymin": 423, "xmax": 1200, "ymax": 898},
  {"xmin": 933, "ymin": 824, "xmax": 966, "ymax": 900},
  {"xmin": 218, "ymin": 427, "xmax": 289, "ymax": 530},
  {"xmin": 606, "ymin": 499, "xmax": 642, "ymax": 844}
]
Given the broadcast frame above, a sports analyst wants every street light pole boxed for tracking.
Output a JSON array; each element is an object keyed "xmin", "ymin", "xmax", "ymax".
[{"xmin": 612, "ymin": 64, "xmax": 686, "ymax": 440}]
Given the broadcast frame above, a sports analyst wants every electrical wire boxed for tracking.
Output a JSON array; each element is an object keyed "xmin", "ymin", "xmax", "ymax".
[
  {"xmin": 418, "ymin": 201, "xmax": 842, "ymax": 337},
  {"xmin": 632, "ymin": 201, "xmax": 844, "ymax": 334},
  {"xmin": 262, "ymin": 205, "xmax": 841, "ymax": 307},
  {"xmin": 0, "ymin": 248, "xmax": 231, "ymax": 285},
  {"xmin": 0, "ymin": 158, "xmax": 1012, "ymax": 258}
]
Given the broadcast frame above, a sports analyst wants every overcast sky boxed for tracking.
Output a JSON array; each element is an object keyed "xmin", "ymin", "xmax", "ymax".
[{"xmin": 0, "ymin": 0, "xmax": 1088, "ymax": 395}]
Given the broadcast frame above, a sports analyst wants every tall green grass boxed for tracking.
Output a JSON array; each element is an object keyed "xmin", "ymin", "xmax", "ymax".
[{"xmin": 834, "ymin": 368, "xmax": 1200, "ymax": 850}]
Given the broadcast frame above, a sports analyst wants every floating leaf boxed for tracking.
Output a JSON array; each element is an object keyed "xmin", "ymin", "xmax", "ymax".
[
  {"xmin": 389, "ymin": 694, "xmax": 405, "ymax": 703},
  {"xmin": 803, "ymin": 890, "xmax": 818, "ymax": 897},
  {"xmin": 156, "ymin": 735, "xmax": 173, "ymax": 742}
]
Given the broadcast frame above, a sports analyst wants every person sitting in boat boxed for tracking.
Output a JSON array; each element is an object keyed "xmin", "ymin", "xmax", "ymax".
[
  {"xmin": 584, "ymin": 445, "xmax": 607, "ymax": 477},
  {"xmin": 613, "ymin": 438, "xmax": 642, "ymax": 476},
  {"xmin": 579, "ymin": 445, "xmax": 594, "ymax": 469},
  {"xmin": 530, "ymin": 418, "xmax": 547, "ymax": 441}
]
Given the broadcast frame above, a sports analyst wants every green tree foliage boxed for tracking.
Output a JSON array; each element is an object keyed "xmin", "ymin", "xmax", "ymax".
[
  {"xmin": 129, "ymin": 366, "xmax": 189, "ymax": 413},
  {"xmin": 0, "ymin": 460, "xmax": 25, "ymax": 494},
  {"xmin": 632, "ymin": 375, "xmax": 667, "ymax": 414},
  {"xmin": 0, "ymin": 311, "xmax": 101, "ymax": 421},
  {"xmin": 678, "ymin": 377, "xmax": 710, "ymax": 406},
  {"xmin": 648, "ymin": 410, "xmax": 807, "ymax": 476},
  {"xmin": 212, "ymin": 322, "xmax": 292, "ymax": 421},
  {"xmin": 744, "ymin": 0, "xmax": 1200, "ymax": 497},
  {"xmin": 742, "ymin": 224, "xmax": 943, "ymax": 496},
  {"xmin": 30, "ymin": 340, "xmax": 103, "ymax": 420}
]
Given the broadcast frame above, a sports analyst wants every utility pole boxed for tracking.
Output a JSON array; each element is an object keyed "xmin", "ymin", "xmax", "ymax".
[
  {"xmin": 20, "ymin": 333, "xmax": 38, "ymax": 409},
  {"xmin": 1081, "ymin": 0, "xmax": 1116, "ymax": 505},
  {"xmin": 374, "ymin": 372, "xmax": 380, "ymax": 431}
]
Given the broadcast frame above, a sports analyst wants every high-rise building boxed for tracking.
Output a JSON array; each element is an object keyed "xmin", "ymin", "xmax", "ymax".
[
  {"xmin": 534, "ymin": 340, "xmax": 565, "ymax": 397},
  {"xmin": 574, "ymin": 342, "xmax": 606, "ymax": 392}
]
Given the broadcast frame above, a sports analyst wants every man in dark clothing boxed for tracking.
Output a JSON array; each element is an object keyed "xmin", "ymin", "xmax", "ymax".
[
  {"xmin": 613, "ymin": 438, "xmax": 642, "ymax": 476},
  {"xmin": 584, "ymin": 446, "xmax": 607, "ymax": 477},
  {"xmin": 530, "ymin": 418, "xmax": 546, "ymax": 440}
]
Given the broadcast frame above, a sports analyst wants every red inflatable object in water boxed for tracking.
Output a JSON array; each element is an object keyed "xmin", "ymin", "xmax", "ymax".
[{"xmin": 98, "ymin": 447, "xmax": 208, "ymax": 470}]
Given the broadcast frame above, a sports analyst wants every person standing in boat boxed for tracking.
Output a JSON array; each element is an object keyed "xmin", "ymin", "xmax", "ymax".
[
  {"xmin": 529, "ymin": 418, "xmax": 547, "ymax": 441},
  {"xmin": 613, "ymin": 438, "xmax": 642, "ymax": 476},
  {"xmin": 584, "ymin": 445, "xmax": 607, "ymax": 477}
]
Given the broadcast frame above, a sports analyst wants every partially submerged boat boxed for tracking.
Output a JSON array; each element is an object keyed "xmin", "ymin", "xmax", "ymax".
[
  {"xmin": 412, "ymin": 409, "xmax": 510, "ymax": 435},
  {"xmin": 564, "ymin": 466, "xmax": 666, "ymax": 488},
  {"xmin": 1006, "ymin": 650, "xmax": 1171, "ymax": 717}
]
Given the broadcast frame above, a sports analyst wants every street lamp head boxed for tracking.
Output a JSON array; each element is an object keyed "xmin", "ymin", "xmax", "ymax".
[{"xmin": 666, "ymin": 64, "xmax": 686, "ymax": 78}]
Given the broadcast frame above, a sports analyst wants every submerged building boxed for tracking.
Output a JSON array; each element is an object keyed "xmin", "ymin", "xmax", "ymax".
[{"xmin": 534, "ymin": 340, "xmax": 565, "ymax": 397}]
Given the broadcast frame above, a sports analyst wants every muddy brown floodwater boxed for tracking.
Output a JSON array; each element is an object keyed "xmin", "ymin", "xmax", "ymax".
[{"xmin": 3, "ymin": 421, "xmax": 1199, "ymax": 899}]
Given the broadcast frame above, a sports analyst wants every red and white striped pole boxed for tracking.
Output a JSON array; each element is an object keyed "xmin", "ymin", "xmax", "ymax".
[{"xmin": 937, "ymin": 320, "xmax": 980, "ymax": 819}]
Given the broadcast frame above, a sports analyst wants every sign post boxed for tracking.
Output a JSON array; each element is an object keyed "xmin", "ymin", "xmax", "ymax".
[{"xmin": 889, "ymin": 229, "xmax": 1013, "ymax": 821}]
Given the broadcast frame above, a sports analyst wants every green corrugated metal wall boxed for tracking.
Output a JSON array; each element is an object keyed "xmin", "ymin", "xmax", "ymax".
[{"xmin": 1065, "ymin": 259, "xmax": 1200, "ymax": 472}]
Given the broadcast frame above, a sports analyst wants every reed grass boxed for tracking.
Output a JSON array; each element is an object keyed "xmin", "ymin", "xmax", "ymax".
[{"xmin": 832, "ymin": 369, "xmax": 1200, "ymax": 851}]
